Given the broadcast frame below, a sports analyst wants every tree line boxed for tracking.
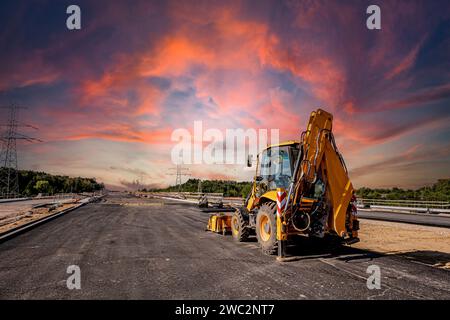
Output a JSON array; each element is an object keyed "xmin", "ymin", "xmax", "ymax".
[
  {"xmin": 144, "ymin": 178, "xmax": 450, "ymax": 201},
  {"xmin": 143, "ymin": 178, "xmax": 252, "ymax": 198},
  {"xmin": 355, "ymin": 179, "xmax": 450, "ymax": 201},
  {"xmin": 0, "ymin": 168, "xmax": 104, "ymax": 197}
]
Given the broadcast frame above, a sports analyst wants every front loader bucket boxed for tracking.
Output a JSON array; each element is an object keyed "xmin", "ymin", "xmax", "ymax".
[{"xmin": 206, "ymin": 214, "xmax": 232, "ymax": 235}]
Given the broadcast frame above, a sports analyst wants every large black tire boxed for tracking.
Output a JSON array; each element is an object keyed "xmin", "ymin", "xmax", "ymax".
[
  {"xmin": 256, "ymin": 202, "xmax": 278, "ymax": 255},
  {"xmin": 231, "ymin": 209, "xmax": 249, "ymax": 242}
]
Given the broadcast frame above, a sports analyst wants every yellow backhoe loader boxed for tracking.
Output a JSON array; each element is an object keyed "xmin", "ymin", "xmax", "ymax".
[{"xmin": 207, "ymin": 108, "xmax": 359, "ymax": 256}]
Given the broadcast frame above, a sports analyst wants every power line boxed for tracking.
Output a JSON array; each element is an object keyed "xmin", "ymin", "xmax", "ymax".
[{"xmin": 0, "ymin": 105, "xmax": 42, "ymax": 198}]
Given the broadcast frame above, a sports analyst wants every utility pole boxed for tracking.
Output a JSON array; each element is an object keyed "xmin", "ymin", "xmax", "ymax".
[
  {"xmin": 138, "ymin": 173, "xmax": 145, "ymax": 190},
  {"xmin": 197, "ymin": 179, "xmax": 202, "ymax": 193},
  {"xmin": 0, "ymin": 105, "xmax": 42, "ymax": 198}
]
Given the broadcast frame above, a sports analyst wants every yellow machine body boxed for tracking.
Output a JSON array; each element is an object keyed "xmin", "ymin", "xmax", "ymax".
[
  {"xmin": 207, "ymin": 108, "xmax": 359, "ymax": 255},
  {"xmin": 245, "ymin": 109, "xmax": 358, "ymax": 239}
]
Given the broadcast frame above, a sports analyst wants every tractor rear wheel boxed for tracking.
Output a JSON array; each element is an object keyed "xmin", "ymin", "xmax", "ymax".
[
  {"xmin": 256, "ymin": 203, "xmax": 278, "ymax": 255},
  {"xmin": 231, "ymin": 209, "xmax": 249, "ymax": 242}
]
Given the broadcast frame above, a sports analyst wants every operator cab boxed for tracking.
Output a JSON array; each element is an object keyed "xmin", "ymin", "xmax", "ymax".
[{"xmin": 256, "ymin": 143, "xmax": 300, "ymax": 195}]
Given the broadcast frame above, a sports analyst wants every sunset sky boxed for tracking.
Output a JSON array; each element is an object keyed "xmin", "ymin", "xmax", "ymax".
[{"xmin": 0, "ymin": 0, "xmax": 449, "ymax": 190}]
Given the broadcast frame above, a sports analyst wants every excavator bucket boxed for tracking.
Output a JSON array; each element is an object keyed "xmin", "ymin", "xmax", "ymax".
[{"xmin": 206, "ymin": 214, "xmax": 232, "ymax": 235}]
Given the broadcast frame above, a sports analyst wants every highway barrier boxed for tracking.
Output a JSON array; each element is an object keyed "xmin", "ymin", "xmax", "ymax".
[{"xmin": 357, "ymin": 198, "xmax": 450, "ymax": 214}]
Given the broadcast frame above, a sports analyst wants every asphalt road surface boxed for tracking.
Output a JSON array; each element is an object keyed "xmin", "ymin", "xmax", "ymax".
[
  {"xmin": 358, "ymin": 210, "xmax": 450, "ymax": 228},
  {"xmin": 0, "ymin": 194, "xmax": 449, "ymax": 299}
]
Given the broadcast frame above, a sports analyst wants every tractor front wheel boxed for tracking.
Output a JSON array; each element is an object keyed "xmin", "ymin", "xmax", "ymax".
[
  {"xmin": 256, "ymin": 203, "xmax": 278, "ymax": 255},
  {"xmin": 231, "ymin": 209, "xmax": 249, "ymax": 242}
]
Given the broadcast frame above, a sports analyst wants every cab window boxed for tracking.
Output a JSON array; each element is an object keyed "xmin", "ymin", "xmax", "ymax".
[{"xmin": 259, "ymin": 146, "xmax": 293, "ymax": 190}]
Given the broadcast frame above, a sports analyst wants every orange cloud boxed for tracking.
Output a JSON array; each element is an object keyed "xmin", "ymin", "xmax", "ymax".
[
  {"xmin": 65, "ymin": 126, "xmax": 173, "ymax": 144},
  {"xmin": 73, "ymin": 1, "xmax": 347, "ymax": 143}
]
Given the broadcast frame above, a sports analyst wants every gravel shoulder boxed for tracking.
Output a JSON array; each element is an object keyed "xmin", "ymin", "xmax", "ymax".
[{"xmin": 355, "ymin": 219, "xmax": 450, "ymax": 269}]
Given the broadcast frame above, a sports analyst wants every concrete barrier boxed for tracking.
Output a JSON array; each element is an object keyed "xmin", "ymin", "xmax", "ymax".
[{"xmin": 0, "ymin": 198, "xmax": 31, "ymax": 203}]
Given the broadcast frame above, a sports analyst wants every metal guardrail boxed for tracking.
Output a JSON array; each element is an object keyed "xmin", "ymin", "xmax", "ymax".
[
  {"xmin": 0, "ymin": 197, "xmax": 31, "ymax": 203},
  {"xmin": 137, "ymin": 192, "xmax": 222, "ymax": 200},
  {"xmin": 357, "ymin": 198, "xmax": 450, "ymax": 209},
  {"xmin": 368, "ymin": 205, "xmax": 450, "ymax": 214},
  {"xmin": 137, "ymin": 192, "xmax": 245, "ymax": 207},
  {"xmin": 0, "ymin": 192, "xmax": 106, "ymax": 203},
  {"xmin": 141, "ymin": 193, "xmax": 450, "ymax": 214},
  {"xmin": 174, "ymin": 193, "xmax": 245, "ymax": 206},
  {"xmin": 357, "ymin": 198, "xmax": 450, "ymax": 214}
]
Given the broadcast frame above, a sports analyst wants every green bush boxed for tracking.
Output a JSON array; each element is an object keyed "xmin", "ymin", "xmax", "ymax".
[{"xmin": 0, "ymin": 168, "xmax": 104, "ymax": 196}]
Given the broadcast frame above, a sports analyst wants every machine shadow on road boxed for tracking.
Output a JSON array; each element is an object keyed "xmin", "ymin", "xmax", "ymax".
[
  {"xmin": 392, "ymin": 250, "xmax": 450, "ymax": 269},
  {"xmin": 276, "ymin": 236, "xmax": 450, "ymax": 269},
  {"xmin": 278, "ymin": 236, "xmax": 382, "ymax": 262}
]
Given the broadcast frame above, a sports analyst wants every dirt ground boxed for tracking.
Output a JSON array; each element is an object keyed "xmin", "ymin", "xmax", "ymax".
[
  {"xmin": 0, "ymin": 203, "xmax": 77, "ymax": 234},
  {"xmin": 354, "ymin": 219, "xmax": 450, "ymax": 269}
]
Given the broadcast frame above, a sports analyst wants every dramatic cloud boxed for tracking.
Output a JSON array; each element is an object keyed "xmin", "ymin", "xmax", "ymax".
[{"xmin": 0, "ymin": 0, "xmax": 449, "ymax": 188}]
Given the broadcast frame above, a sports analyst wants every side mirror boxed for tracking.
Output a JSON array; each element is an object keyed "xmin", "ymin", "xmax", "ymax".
[
  {"xmin": 255, "ymin": 176, "xmax": 263, "ymax": 182},
  {"xmin": 247, "ymin": 154, "xmax": 253, "ymax": 167}
]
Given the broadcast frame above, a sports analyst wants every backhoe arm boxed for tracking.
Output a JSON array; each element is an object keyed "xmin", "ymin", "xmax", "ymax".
[{"xmin": 292, "ymin": 109, "xmax": 356, "ymax": 237}]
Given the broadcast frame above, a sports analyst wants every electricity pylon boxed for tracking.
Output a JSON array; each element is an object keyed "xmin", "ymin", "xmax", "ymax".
[
  {"xmin": 167, "ymin": 165, "xmax": 191, "ymax": 192},
  {"xmin": 0, "ymin": 105, "xmax": 42, "ymax": 198}
]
